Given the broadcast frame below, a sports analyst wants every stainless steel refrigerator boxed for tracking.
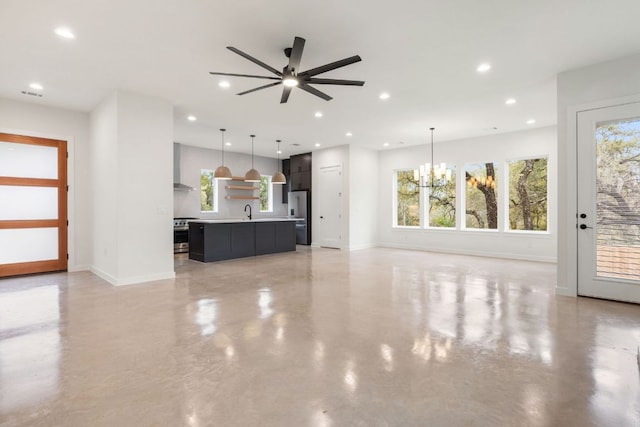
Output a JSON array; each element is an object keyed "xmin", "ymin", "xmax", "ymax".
[{"xmin": 288, "ymin": 190, "xmax": 311, "ymax": 245}]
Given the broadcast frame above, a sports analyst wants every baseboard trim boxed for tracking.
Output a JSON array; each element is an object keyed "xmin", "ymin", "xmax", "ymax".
[
  {"xmin": 377, "ymin": 242, "xmax": 557, "ymax": 263},
  {"xmin": 90, "ymin": 266, "xmax": 175, "ymax": 286},
  {"xmin": 68, "ymin": 264, "xmax": 90, "ymax": 272}
]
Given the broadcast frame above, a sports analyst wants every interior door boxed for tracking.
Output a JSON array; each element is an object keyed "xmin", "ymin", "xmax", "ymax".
[
  {"xmin": 318, "ymin": 165, "xmax": 342, "ymax": 248},
  {"xmin": 0, "ymin": 133, "xmax": 67, "ymax": 277},
  {"xmin": 577, "ymin": 102, "xmax": 640, "ymax": 303}
]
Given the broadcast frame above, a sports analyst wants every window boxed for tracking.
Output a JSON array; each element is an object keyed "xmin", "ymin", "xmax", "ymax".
[
  {"xmin": 465, "ymin": 162, "xmax": 498, "ymax": 229},
  {"xmin": 508, "ymin": 158, "xmax": 548, "ymax": 231},
  {"xmin": 200, "ymin": 169, "xmax": 218, "ymax": 212},
  {"xmin": 394, "ymin": 169, "xmax": 420, "ymax": 227},
  {"xmin": 260, "ymin": 175, "xmax": 273, "ymax": 212},
  {"xmin": 428, "ymin": 166, "xmax": 456, "ymax": 228}
]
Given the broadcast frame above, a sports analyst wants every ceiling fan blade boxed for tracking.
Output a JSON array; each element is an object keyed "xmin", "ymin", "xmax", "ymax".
[
  {"xmin": 287, "ymin": 37, "xmax": 306, "ymax": 73},
  {"xmin": 209, "ymin": 71, "xmax": 280, "ymax": 80},
  {"xmin": 227, "ymin": 46, "xmax": 283, "ymax": 76},
  {"xmin": 280, "ymin": 86, "xmax": 292, "ymax": 103},
  {"xmin": 298, "ymin": 84, "xmax": 333, "ymax": 101},
  {"xmin": 237, "ymin": 82, "xmax": 282, "ymax": 96},
  {"xmin": 307, "ymin": 78, "xmax": 365, "ymax": 86},
  {"xmin": 299, "ymin": 55, "xmax": 362, "ymax": 77}
]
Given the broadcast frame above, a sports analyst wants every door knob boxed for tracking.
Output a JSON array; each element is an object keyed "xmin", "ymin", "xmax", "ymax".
[
  {"xmin": 580, "ymin": 213, "xmax": 587, "ymax": 219},
  {"xmin": 579, "ymin": 224, "xmax": 592, "ymax": 230},
  {"xmin": 320, "ymin": 216, "xmax": 324, "ymax": 219}
]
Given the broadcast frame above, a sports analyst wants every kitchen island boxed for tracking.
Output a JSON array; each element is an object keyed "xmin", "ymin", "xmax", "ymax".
[{"xmin": 188, "ymin": 218, "xmax": 300, "ymax": 262}]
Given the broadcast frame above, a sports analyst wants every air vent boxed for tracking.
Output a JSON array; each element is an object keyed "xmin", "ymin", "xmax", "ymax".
[
  {"xmin": 292, "ymin": 143, "xmax": 300, "ymax": 146},
  {"xmin": 21, "ymin": 91, "xmax": 43, "ymax": 98}
]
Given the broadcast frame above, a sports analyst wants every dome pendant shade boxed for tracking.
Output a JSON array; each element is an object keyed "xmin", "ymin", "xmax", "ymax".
[
  {"xmin": 245, "ymin": 134, "xmax": 261, "ymax": 182},
  {"xmin": 214, "ymin": 165, "xmax": 232, "ymax": 180},
  {"xmin": 215, "ymin": 128, "xmax": 233, "ymax": 180},
  {"xmin": 272, "ymin": 171, "xmax": 286, "ymax": 184},
  {"xmin": 272, "ymin": 139, "xmax": 287, "ymax": 185},
  {"xmin": 244, "ymin": 168, "xmax": 261, "ymax": 182}
]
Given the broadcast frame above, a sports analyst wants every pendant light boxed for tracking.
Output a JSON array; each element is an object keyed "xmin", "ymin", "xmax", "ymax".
[
  {"xmin": 272, "ymin": 139, "xmax": 286, "ymax": 185},
  {"xmin": 416, "ymin": 127, "xmax": 452, "ymax": 188},
  {"xmin": 214, "ymin": 128, "xmax": 232, "ymax": 180},
  {"xmin": 244, "ymin": 134, "xmax": 261, "ymax": 182}
]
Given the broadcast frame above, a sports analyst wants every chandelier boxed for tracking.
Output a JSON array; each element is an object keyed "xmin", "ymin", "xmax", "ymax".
[{"xmin": 414, "ymin": 127, "xmax": 452, "ymax": 188}]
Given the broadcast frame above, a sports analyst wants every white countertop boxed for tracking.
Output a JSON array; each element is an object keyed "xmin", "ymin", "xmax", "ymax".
[{"xmin": 190, "ymin": 217, "xmax": 304, "ymax": 224}]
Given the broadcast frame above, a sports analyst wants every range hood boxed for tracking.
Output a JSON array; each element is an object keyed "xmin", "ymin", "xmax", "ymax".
[{"xmin": 173, "ymin": 143, "xmax": 194, "ymax": 191}]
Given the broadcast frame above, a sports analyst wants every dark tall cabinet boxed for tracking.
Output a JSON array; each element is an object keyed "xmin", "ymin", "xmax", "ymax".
[{"xmin": 289, "ymin": 153, "xmax": 311, "ymax": 191}]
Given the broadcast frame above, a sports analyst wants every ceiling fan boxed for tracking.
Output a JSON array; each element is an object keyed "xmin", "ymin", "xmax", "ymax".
[{"xmin": 209, "ymin": 36, "xmax": 364, "ymax": 103}]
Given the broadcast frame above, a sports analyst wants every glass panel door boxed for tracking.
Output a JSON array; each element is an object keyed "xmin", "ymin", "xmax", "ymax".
[
  {"xmin": 0, "ymin": 133, "xmax": 67, "ymax": 277},
  {"xmin": 577, "ymin": 102, "xmax": 640, "ymax": 303}
]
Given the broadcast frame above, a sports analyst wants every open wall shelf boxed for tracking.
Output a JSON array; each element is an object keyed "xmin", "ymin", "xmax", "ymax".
[{"xmin": 225, "ymin": 195, "xmax": 259, "ymax": 200}]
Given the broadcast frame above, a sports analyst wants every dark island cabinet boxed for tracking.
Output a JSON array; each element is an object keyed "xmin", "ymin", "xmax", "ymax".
[
  {"xmin": 189, "ymin": 223, "xmax": 232, "ymax": 262},
  {"xmin": 230, "ymin": 223, "xmax": 255, "ymax": 258},
  {"xmin": 189, "ymin": 221, "xmax": 296, "ymax": 262}
]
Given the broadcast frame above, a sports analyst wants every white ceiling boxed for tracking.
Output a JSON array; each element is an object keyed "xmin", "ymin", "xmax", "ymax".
[{"xmin": 2, "ymin": 0, "xmax": 640, "ymax": 158}]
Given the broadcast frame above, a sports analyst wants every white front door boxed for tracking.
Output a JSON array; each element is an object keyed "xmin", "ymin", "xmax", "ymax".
[
  {"xmin": 577, "ymin": 101, "xmax": 640, "ymax": 303},
  {"xmin": 317, "ymin": 165, "xmax": 342, "ymax": 248}
]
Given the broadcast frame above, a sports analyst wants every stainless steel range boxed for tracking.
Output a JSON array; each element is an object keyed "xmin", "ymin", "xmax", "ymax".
[{"xmin": 174, "ymin": 217, "xmax": 197, "ymax": 253}]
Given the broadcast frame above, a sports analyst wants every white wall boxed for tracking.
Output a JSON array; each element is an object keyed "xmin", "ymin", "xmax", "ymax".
[
  {"xmin": 91, "ymin": 91, "xmax": 174, "ymax": 285},
  {"xmin": 90, "ymin": 94, "xmax": 119, "ymax": 278},
  {"xmin": 377, "ymin": 126, "xmax": 557, "ymax": 262},
  {"xmin": 0, "ymin": 97, "xmax": 91, "ymax": 271},
  {"xmin": 312, "ymin": 145, "xmax": 349, "ymax": 248},
  {"xmin": 173, "ymin": 144, "xmax": 287, "ymax": 219},
  {"xmin": 557, "ymin": 52, "xmax": 640, "ymax": 296},
  {"xmin": 349, "ymin": 145, "xmax": 378, "ymax": 250}
]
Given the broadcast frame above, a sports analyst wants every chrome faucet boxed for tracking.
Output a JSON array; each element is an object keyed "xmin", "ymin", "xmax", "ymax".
[{"xmin": 244, "ymin": 204, "xmax": 252, "ymax": 220}]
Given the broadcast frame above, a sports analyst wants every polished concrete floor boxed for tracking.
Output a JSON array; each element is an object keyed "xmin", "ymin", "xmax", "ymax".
[{"xmin": 1, "ymin": 247, "xmax": 639, "ymax": 426}]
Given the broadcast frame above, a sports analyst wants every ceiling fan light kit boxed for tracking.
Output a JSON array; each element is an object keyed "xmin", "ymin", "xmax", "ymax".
[{"xmin": 210, "ymin": 36, "xmax": 364, "ymax": 103}]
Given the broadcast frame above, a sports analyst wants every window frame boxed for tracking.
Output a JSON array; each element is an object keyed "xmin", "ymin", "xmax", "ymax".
[
  {"xmin": 259, "ymin": 175, "xmax": 273, "ymax": 213},
  {"xmin": 200, "ymin": 169, "xmax": 219, "ymax": 213},
  {"xmin": 425, "ymin": 165, "xmax": 457, "ymax": 230},
  {"xmin": 462, "ymin": 161, "xmax": 500, "ymax": 232},
  {"xmin": 504, "ymin": 155, "xmax": 549, "ymax": 234},
  {"xmin": 393, "ymin": 168, "xmax": 421, "ymax": 228}
]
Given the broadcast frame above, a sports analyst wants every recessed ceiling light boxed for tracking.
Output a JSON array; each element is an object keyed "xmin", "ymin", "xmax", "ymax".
[
  {"xmin": 346, "ymin": 132, "xmax": 352, "ymax": 137},
  {"xmin": 187, "ymin": 115, "xmax": 197, "ymax": 122},
  {"xmin": 218, "ymin": 80, "xmax": 230, "ymax": 88},
  {"xmin": 476, "ymin": 63, "xmax": 491, "ymax": 73},
  {"xmin": 29, "ymin": 83, "xmax": 43, "ymax": 91},
  {"xmin": 277, "ymin": 150, "xmax": 282, "ymax": 154},
  {"xmin": 379, "ymin": 92, "xmax": 390, "ymax": 100},
  {"xmin": 225, "ymin": 142, "xmax": 232, "ymax": 146},
  {"xmin": 526, "ymin": 119, "xmax": 536, "ymax": 125},
  {"xmin": 54, "ymin": 27, "xmax": 75, "ymax": 39},
  {"xmin": 383, "ymin": 142, "xmax": 389, "ymax": 147},
  {"xmin": 505, "ymin": 98, "xmax": 516, "ymax": 105},
  {"xmin": 314, "ymin": 111, "xmax": 323, "ymax": 118},
  {"xmin": 315, "ymin": 143, "xmax": 321, "ymax": 147}
]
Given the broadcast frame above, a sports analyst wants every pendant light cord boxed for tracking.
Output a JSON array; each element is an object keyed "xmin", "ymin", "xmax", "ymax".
[
  {"xmin": 220, "ymin": 128, "xmax": 226, "ymax": 165},
  {"xmin": 430, "ymin": 127, "xmax": 435, "ymax": 187},
  {"xmin": 250, "ymin": 135, "xmax": 255, "ymax": 168}
]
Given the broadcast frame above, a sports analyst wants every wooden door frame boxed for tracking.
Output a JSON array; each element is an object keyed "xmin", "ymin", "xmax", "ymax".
[{"xmin": 0, "ymin": 133, "xmax": 68, "ymax": 277}]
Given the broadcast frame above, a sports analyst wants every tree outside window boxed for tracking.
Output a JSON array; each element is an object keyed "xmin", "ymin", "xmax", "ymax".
[
  {"xmin": 395, "ymin": 169, "xmax": 420, "ymax": 226},
  {"xmin": 508, "ymin": 158, "xmax": 547, "ymax": 231},
  {"xmin": 260, "ymin": 175, "xmax": 272, "ymax": 212},
  {"xmin": 200, "ymin": 169, "xmax": 217, "ymax": 212},
  {"xmin": 465, "ymin": 162, "xmax": 498, "ymax": 229},
  {"xmin": 428, "ymin": 167, "xmax": 456, "ymax": 228}
]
